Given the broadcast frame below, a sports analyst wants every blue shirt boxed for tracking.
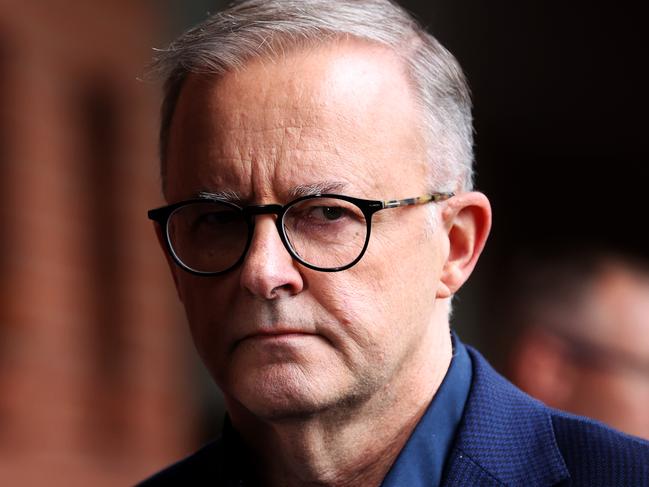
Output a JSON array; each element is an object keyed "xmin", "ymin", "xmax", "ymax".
[{"xmin": 381, "ymin": 334, "xmax": 473, "ymax": 487}]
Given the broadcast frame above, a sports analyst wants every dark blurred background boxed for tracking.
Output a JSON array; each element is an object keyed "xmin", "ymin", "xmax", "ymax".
[
  {"xmin": 0, "ymin": 0, "xmax": 646, "ymax": 484},
  {"xmin": 399, "ymin": 0, "xmax": 649, "ymax": 364}
]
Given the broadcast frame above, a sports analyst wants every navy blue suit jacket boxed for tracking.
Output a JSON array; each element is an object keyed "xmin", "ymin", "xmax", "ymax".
[
  {"xmin": 442, "ymin": 347, "xmax": 649, "ymax": 485},
  {"xmin": 139, "ymin": 347, "xmax": 649, "ymax": 486}
]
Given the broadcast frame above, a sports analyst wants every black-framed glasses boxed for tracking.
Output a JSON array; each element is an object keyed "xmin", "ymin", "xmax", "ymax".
[{"xmin": 148, "ymin": 192, "xmax": 454, "ymax": 276}]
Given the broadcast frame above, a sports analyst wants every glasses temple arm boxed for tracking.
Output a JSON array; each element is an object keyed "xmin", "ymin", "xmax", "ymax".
[{"xmin": 382, "ymin": 192, "xmax": 454, "ymax": 209}]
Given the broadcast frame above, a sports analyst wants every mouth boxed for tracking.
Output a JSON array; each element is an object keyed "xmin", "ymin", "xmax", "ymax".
[{"xmin": 232, "ymin": 329, "xmax": 318, "ymax": 351}]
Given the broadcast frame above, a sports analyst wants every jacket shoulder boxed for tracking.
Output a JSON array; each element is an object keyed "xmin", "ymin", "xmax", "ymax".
[
  {"xmin": 445, "ymin": 346, "xmax": 649, "ymax": 486},
  {"xmin": 551, "ymin": 411, "xmax": 649, "ymax": 486}
]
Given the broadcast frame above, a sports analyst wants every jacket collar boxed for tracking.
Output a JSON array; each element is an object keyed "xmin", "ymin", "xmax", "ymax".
[{"xmin": 442, "ymin": 346, "xmax": 570, "ymax": 486}]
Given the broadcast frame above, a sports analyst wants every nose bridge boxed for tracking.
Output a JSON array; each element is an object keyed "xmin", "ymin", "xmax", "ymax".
[
  {"xmin": 245, "ymin": 203, "xmax": 287, "ymax": 253},
  {"xmin": 239, "ymin": 203, "xmax": 303, "ymax": 298},
  {"xmin": 245, "ymin": 203, "xmax": 285, "ymax": 245},
  {"xmin": 244, "ymin": 204, "xmax": 283, "ymax": 217}
]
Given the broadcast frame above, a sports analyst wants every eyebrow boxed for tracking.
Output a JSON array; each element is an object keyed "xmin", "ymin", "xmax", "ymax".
[
  {"xmin": 288, "ymin": 181, "xmax": 349, "ymax": 199},
  {"xmin": 197, "ymin": 189, "xmax": 243, "ymax": 203},
  {"xmin": 195, "ymin": 181, "xmax": 349, "ymax": 205}
]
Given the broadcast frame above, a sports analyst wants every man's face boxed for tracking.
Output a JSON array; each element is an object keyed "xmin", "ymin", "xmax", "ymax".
[
  {"xmin": 567, "ymin": 269, "xmax": 649, "ymax": 439},
  {"xmin": 164, "ymin": 41, "xmax": 452, "ymax": 419}
]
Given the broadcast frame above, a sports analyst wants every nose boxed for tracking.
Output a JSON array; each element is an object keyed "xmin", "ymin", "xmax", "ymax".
[{"xmin": 239, "ymin": 215, "xmax": 305, "ymax": 299}]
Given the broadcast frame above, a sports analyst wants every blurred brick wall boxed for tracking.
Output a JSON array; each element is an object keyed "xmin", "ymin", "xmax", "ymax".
[{"xmin": 0, "ymin": 1, "xmax": 198, "ymax": 484}]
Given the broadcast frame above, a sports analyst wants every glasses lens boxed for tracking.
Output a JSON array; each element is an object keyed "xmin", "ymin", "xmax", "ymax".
[
  {"xmin": 167, "ymin": 201, "xmax": 247, "ymax": 273},
  {"xmin": 283, "ymin": 197, "xmax": 368, "ymax": 269}
]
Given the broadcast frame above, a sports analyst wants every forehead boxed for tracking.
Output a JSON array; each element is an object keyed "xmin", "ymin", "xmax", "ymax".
[{"xmin": 165, "ymin": 40, "xmax": 428, "ymax": 202}]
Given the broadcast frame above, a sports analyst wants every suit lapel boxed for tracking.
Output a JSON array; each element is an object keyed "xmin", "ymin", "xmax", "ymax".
[
  {"xmin": 441, "ymin": 347, "xmax": 570, "ymax": 487},
  {"xmin": 442, "ymin": 451, "xmax": 504, "ymax": 486}
]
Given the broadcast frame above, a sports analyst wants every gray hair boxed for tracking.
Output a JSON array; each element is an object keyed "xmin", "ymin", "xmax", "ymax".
[{"xmin": 152, "ymin": 0, "xmax": 474, "ymax": 196}]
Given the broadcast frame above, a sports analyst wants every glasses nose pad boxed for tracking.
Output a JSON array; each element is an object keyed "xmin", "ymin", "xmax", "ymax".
[
  {"xmin": 278, "ymin": 209, "xmax": 305, "ymax": 261},
  {"xmin": 280, "ymin": 223, "xmax": 298, "ymax": 257},
  {"xmin": 244, "ymin": 210, "xmax": 294, "ymax": 262}
]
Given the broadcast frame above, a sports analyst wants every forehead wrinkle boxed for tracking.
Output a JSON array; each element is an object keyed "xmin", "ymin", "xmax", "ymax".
[
  {"xmin": 216, "ymin": 116, "xmax": 334, "ymax": 166},
  {"xmin": 218, "ymin": 110, "xmax": 335, "ymax": 151},
  {"xmin": 173, "ymin": 43, "xmax": 427, "ymax": 205}
]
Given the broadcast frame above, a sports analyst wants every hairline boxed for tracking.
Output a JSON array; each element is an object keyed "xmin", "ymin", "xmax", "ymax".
[
  {"xmin": 159, "ymin": 34, "xmax": 438, "ymax": 193},
  {"xmin": 154, "ymin": 0, "xmax": 475, "ymax": 198}
]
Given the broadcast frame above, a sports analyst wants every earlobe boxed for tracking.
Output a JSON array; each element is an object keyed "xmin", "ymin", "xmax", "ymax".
[
  {"xmin": 437, "ymin": 192, "xmax": 491, "ymax": 298},
  {"xmin": 153, "ymin": 222, "xmax": 184, "ymax": 302}
]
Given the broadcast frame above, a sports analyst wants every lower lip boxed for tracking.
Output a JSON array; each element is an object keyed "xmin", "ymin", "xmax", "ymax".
[
  {"xmin": 238, "ymin": 333, "xmax": 319, "ymax": 349},
  {"xmin": 246, "ymin": 333, "xmax": 313, "ymax": 342}
]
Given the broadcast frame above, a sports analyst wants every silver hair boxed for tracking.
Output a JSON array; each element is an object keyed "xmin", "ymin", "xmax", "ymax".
[{"xmin": 152, "ymin": 0, "xmax": 474, "ymax": 196}]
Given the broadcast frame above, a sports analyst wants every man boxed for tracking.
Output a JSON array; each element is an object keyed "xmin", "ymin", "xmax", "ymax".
[
  {"xmin": 507, "ymin": 251, "xmax": 649, "ymax": 440},
  {"xmin": 142, "ymin": 1, "xmax": 649, "ymax": 485}
]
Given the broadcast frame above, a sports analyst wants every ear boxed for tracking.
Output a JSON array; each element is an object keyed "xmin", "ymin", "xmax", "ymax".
[
  {"xmin": 153, "ymin": 222, "xmax": 184, "ymax": 302},
  {"xmin": 436, "ymin": 191, "xmax": 492, "ymax": 298}
]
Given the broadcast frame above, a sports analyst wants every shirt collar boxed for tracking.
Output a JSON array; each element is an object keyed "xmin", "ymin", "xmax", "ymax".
[{"xmin": 380, "ymin": 332, "xmax": 473, "ymax": 487}]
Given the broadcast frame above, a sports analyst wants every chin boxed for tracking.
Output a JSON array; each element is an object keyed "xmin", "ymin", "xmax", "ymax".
[{"xmin": 224, "ymin": 362, "xmax": 380, "ymax": 422}]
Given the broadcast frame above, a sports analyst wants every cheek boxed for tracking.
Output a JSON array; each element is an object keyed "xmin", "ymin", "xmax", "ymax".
[
  {"xmin": 570, "ymin": 370, "xmax": 626, "ymax": 418},
  {"xmin": 177, "ymin": 277, "xmax": 235, "ymax": 359},
  {"xmin": 607, "ymin": 373, "xmax": 649, "ymax": 413},
  {"xmin": 308, "ymin": 274, "xmax": 376, "ymax": 325},
  {"xmin": 308, "ymin": 254, "xmax": 431, "ymax": 351},
  {"xmin": 363, "ymin": 230, "xmax": 442, "ymax": 309},
  {"xmin": 306, "ymin": 273, "xmax": 391, "ymax": 358}
]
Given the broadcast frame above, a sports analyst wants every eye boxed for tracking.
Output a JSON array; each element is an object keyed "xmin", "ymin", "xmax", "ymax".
[
  {"xmin": 199, "ymin": 210, "xmax": 239, "ymax": 225},
  {"xmin": 316, "ymin": 206, "xmax": 346, "ymax": 221},
  {"xmin": 175, "ymin": 203, "xmax": 242, "ymax": 234},
  {"xmin": 301, "ymin": 204, "xmax": 358, "ymax": 224},
  {"xmin": 284, "ymin": 197, "xmax": 365, "ymax": 231}
]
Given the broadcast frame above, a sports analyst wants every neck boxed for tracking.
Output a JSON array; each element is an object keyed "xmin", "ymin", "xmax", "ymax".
[{"xmin": 228, "ymin": 323, "xmax": 453, "ymax": 487}]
